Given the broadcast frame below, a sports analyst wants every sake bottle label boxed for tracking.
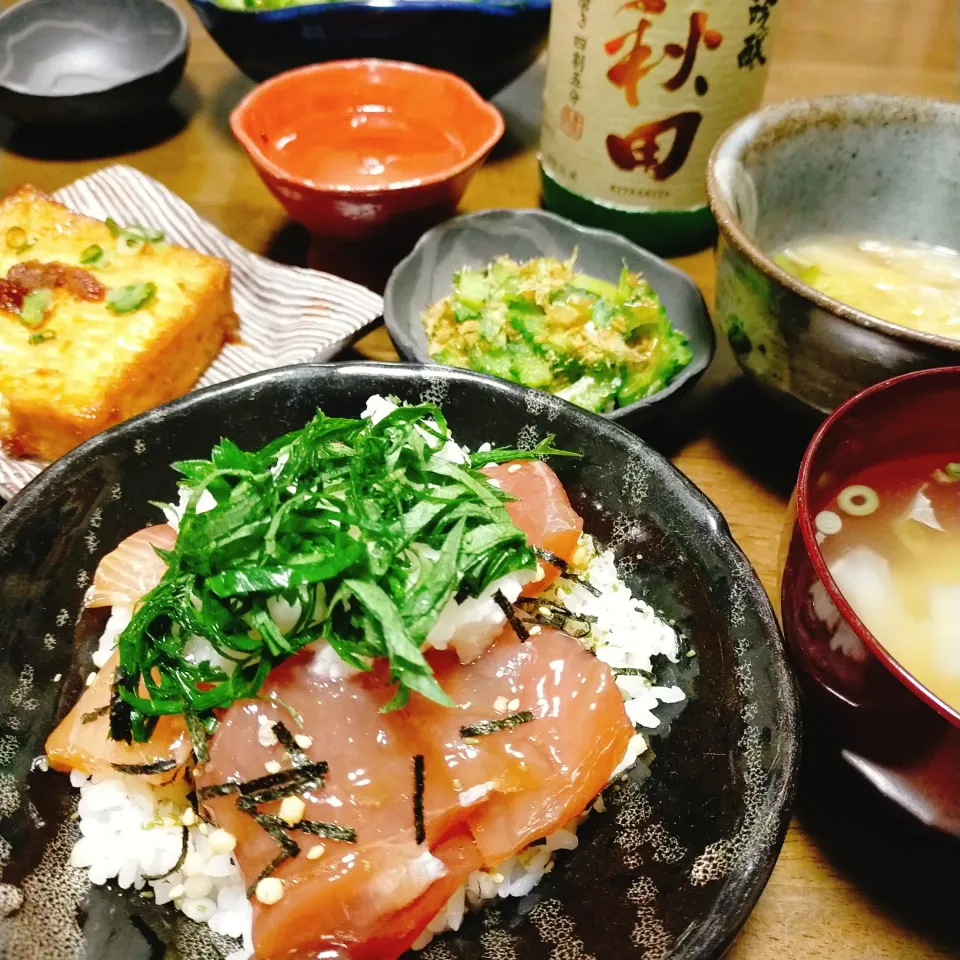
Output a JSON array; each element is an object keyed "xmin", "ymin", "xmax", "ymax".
[{"xmin": 540, "ymin": 0, "xmax": 782, "ymax": 214}]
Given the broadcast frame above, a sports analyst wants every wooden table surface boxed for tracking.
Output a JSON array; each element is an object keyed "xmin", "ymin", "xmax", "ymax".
[{"xmin": 2, "ymin": 0, "xmax": 958, "ymax": 956}]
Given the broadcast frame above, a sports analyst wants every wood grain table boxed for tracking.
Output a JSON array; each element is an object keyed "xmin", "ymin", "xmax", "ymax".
[{"xmin": 1, "ymin": 0, "xmax": 958, "ymax": 956}]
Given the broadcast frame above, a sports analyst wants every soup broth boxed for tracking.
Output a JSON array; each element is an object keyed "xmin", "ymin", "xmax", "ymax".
[
  {"xmin": 816, "ymin": 455, "xmax": 960, "ymax": 711},
  {"xmin": 776, "ymin": 236, "xmax": 960, "ymax": 340}
]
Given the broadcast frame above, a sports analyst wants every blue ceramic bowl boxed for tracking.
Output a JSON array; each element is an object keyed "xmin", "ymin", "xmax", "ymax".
[{"xmin": 188, "ymin": 0, "xmax": 550, "ymax": 98}]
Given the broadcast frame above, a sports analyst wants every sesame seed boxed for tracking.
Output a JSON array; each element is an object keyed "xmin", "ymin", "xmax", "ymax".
[
  {"xmin": 294, "ymin": 734, "xmax": 313, "ymax": 750},
  {"xmin": 535, "ymin": 563, "xmax": 545, "ymax": 579},
  {"xmin": 307, "ymin": 843, "xmax": 325, "ymax": 860},
  {"xmin": 538, "ymin": 606, "xmax": 551, "ymax": 617},
  {"xmin": 180, "ymin": 807, "xmax": 196, "ymax": 827},
  {"xmin": 53, "ymin": 673, "xmax": 62, "ymax": 682},
  {"xmin": 528, "ymin": 624, "xmax": 542, "ymax": 635},
  {"xmin": 264, "ymin": 760, "xmax": 282, "ymax": 774},
  {"xmin": 255, "ymin": 877, "xmax": 284, "ymax": 905},
  {"xmin": 507, "ymin": 464, "xmax": 521, "ymax": 474},
  {"xmin": 507, "ymin": 698, "xmax": 520, "ymax": 711},
  {"xmin": 278, "ymin": 796, "xmax": 306, "ymax": 826},
  {"xmin": 208, "ymin": 828, "xmax": 237, "ymax": 855},
  {"xmin": 493, "ymin": 696, "xmax": 508, "ymax": 713},
  {"xmin": 85, "ymin": 671, "xmax": 97, "ymax": 687},
  {"xmin": 487, "ymin": 478, "xmax": 501, "ymax": 488}
]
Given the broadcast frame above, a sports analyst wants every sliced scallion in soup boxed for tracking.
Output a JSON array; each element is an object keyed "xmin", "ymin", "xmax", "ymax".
[{"xmin": 817, "ymin": 454, "xmax": 960, "ymax": 711}]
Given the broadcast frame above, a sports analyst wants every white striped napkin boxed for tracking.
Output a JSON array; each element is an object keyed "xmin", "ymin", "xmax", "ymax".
[{"xmin": 0, "ymin": 165, "xmax": 383, "ymax": 499}]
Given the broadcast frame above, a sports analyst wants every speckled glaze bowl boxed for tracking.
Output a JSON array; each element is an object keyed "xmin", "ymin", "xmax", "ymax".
[
  {"xmin": 383, "ymin": 209, "xmax": 715, "ymax": 431},
  {"xmin": 707, "ymin": 95, "xmax": 960, "ymax": 416},
  {"xmin": 0, "ymin": 364, "xmax": 797, "ymax": 959}
]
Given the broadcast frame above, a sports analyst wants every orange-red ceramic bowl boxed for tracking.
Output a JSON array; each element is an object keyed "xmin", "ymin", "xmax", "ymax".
[{"xmin": 231, "ymin": 59, "xmax": 504, "ymax": 241}]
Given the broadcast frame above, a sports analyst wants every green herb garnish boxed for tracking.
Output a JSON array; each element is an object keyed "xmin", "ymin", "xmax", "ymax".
[
  {"xmin": 946, "ymin": 462, "xmax": 960, "ymax": 481},
  {"xmin": 413, "ymin": 754, "xmax": 425, "ymax": 845},
  {"xmin": 460, "ymin": 711, "xmax": 534, "ymax": 738},
  {"xmin": 106, "ymin": 217, "xmax": 165, "ymax": 253},
  {"xmin": 184, "ymin": 709, "xmax": 210, "ymax": 764},
  {"xmin": 106, "ymin": 282, "xmax": 156, "ymax": 315},
  {"xmin": 110, "ymin": 404, "xmax": 552, "ymax": 741},
  {"xmin": 28, "ymin": 330, "xmax": 56, "ymax": 345},
  {"xmin": 5, "ymin": 226, "xmax": 32, "ymax": 254},
  {"xmin": 80, "ymin": 244, "xmax": 106, "ymax": 266},
  {"xmin": 19, "ymin": 289, "xmax": 51, "ymax": 328}
]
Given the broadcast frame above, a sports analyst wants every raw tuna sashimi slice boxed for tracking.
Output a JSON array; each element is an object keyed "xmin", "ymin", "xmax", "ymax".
[
  {"xmin": 87, "ymin": 524, "xmax": 177, "ymax": 609},
  {"xmin": 483, "ymin": 460, "xmax": 582, "ymax": 594},
  {"xmin": 198, "ymin": 627, "xmax": 631, "ymax": 959},
  {"xmin": 417, "ymin": 626, "xmax": 633, "ymax": 865},
  {"xmin": 45, "ymin": 651, "xmax": 192, "ymax": 784}
]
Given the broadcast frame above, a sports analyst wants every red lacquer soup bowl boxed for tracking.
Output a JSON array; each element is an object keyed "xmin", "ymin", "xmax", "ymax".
[
  {"xmin": 780, "ymin": 366, "xmax": 960, "ymax": 834},
  {"xmin": 231, "ymin": 59, "xmax": 504, "ymax": 241}
]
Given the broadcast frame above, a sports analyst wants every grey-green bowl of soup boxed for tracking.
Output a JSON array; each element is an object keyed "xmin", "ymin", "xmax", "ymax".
[{"xmin": 707, "ymin": 94, "xmax": 960, "ymax": 416}]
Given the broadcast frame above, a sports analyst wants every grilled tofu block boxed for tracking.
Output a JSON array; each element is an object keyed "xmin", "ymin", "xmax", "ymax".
[{"xmin": 0, "ymin": 185, "xmax": 239, "ymax": 461}]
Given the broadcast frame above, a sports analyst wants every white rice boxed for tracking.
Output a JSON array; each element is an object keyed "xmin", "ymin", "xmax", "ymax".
[{"xmin": 65, "ymin": 397, "xmax": 686, "ymax": 956}]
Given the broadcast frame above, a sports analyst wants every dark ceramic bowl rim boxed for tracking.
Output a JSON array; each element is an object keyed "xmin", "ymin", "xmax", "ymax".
[
  {"xmin": 191, "ymin": 0, "xmax": 550, "ymax": 18},
  {"xmin": 0, "ymin": 0, "xmax": 189, "ymax": 97},
  {"xmin": 382, "ymin": 207, "xmax": 715, "ymax": 423},
  {"xmin": 795, "ymin": 365, "xmax": 960, "ymax": 729},
  {"xmin": 230, "ymin": 59, "xmax": 504, "ymax": 195},
  {"xmin": 0, "ymin": 360, "xmax": 799, "ymax": 959},
  {"xmin": 706, "ymin": 93, "xmax": 960, "ymax": 356}
]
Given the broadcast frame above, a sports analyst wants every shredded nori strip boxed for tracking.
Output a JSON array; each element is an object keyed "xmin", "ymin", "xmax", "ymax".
[
  {"xmin": 142, "ymin": 825, "xmax": 188, "ymax": 881},
  {"xmin": 109, "ymin": 678, "xmax": 133, "ymax": 744},
  {"xmin": 197, "ymin": 780, "xmax": 240, "ymax": 800},
  {"xmin": 80, "ymin": 704, "xmax": 110, "ymax": 724},
  {"xmin": 252, "ymin": 812, "xmax": 300, "ymax": 856},
  {"xmin": 110, "ymin": 758, "xmax": 177, "ymax": 776},
  {"xmin": 560, "ymin": 572, "xmax": 601, "ymax": 597},
  {"xmin": 460, "ymin": 711, "xmax": 535, "ymax": 738},
  {"xmin": 533, "ymin": 545, "xmax": 601, "ymax": 596},
  {"xmin": 612, "ymin": 666, "xmax": 654, "ymax": 680},
  {"xmin": 493, "ymin": 589, "xmax": 529, "ymax": 641},
  {"xmin": 238, "ymin": 761, "xmax": 327, "ymax": 806},
  {"xmin": 413, "ymin": 754, "xmax": 425, "ymax": 845},
  {"xmin": 247, "ymin": 849, "xmax": 296, "ymax": 897},
  {"xmin": 534, "ymin": 546, "xmax": 568, "ymax": 572},
  {"xmin": 515, "ymin": 598, "xmax": 596, "ymax": 637},
  {"xmin": 184, "ymin": 709, "xmax": 210, "ymax": 765},
  {"xmin": 272, "ymin": 721, "xmax": 310, "ymax": 767},
  {"xmin": 291, "ymin": 820, "xmax": 357, "ymax": 843}
]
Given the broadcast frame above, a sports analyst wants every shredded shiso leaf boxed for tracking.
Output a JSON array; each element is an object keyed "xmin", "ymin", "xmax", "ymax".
[{"xmin": 109, "ymin": 403, "xmax": 572, "ymax": 743}]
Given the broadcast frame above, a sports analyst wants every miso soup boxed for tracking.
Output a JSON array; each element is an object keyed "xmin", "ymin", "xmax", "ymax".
[
  {"xmin": 816, "ymin": 455, "xmax": 960, "ymax": 710},
  {"xmin": 775, "ymin": 236, "xmax": 960, "ymax": 341}
]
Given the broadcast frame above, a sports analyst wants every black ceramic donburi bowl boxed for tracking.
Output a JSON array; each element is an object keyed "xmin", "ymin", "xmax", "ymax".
[
  {"xmin": 0, "ymin": 363, "xmax": 797, "ymax": 960},
  {"xmin": 0, "ymin": 0, "xmax": 188, "ymax": 127},
  {"xmin": 383, "ymin": 209, "xmax": 715, "ymax": 432}
]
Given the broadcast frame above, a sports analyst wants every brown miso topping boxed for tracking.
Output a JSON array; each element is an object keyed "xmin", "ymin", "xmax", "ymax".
[
  {"xmin": 7, "ymin": 260, "xmax": 106, "ymax": 302},
  {"xmin": 0, "ymin": 277, "xmax": 28, "ymax": 314}
]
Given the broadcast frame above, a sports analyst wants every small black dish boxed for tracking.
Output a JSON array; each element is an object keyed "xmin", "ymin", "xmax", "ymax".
[
  {"xmin": 0, "ymin": 362, "xmax": 797, "ymax": 960},
  {"xmin": 0, "ymin": 0, "xmax": 188, "ymax": 127},
  {"xmin": 383, "ymin": 209, "xmax": 715, "ymax": 431}
]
